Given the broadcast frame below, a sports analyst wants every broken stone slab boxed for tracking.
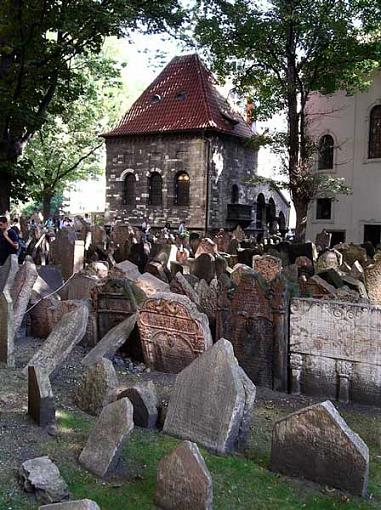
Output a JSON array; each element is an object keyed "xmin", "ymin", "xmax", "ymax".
[
  {"xmin": 163, "ymin": 338, "xmax": 256, "ymax": 454},
  {"xmin": 135, "ymin": 272, "xmax": 170, "ymax": 296},
  {"xmin": 39, "ymin": 501, "xmax": 100, "ymax": 510},
  {"xmin": 317, "ymin": 268, "xmax": 345, "ymax": 288},
  {"xmin": 24, "ymin": 304, "xmax": 89, "ymax": 377},
  {"xmin": 11, "ymin": 258, "xmax": 38, "ymax": 333},
  {"xmin": 79, "ymin": 397, "xmax": 134, "ymax": 478},
  {"xmin": 81, "ymin": 313, "xmax": 137, "ymax": 367},
  {"xmin": 154, "ymin": 440, "xmax": 213, "ymax": 510},
  {"xmin": 115, "ymin": 259, "xmax": 141, "ymax": 281},
  {"xmin": 76, "ymin": 358, "xmax": 118, "ymax": 416},
  {"xmin": 270, "ymin": 400, "xmax": 369, "ymax": 496},
  {"xmin": 19, "ymin": 456, "xmax": 69, "ymax": 504},
  {"xmin": 28, "ymin": 365, "xmax": 55, "ymax": 427},
  {"xmin": 114, "ymin": 381, "xmax": 158, "ymax": 428}
]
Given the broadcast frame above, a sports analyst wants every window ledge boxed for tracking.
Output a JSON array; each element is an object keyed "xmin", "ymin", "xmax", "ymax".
[{"xmin": 363, "ymin": 157, "xmax": 381, "ymax": 165}]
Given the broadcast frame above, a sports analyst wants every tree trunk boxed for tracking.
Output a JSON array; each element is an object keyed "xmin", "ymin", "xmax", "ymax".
[
  {"xmin": 293, "ymin": 198, "xmax": 309, "ymax": 242},
  {"xmin": 0, "ymin": 171, "xmax": 11, "ymax": 214},
  {"xmin": 42, "ymin": 192, "xmax": 53, "ymax": 221}
]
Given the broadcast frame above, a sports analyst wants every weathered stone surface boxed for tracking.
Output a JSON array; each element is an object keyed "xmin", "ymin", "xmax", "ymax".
[
  {"xmin": 365, "ymin": 255, "xmax": 381, "ymax": 305},
  {"xmin": 29, "ymin": 292, "xmax": 60, "ymax": 338},
  {"xmin": 0, "ymin": 254, "xmax": 19, "ymax": 292},
  {"xmin": 316, "ymin": 249, "xmax": 341, "ymax": 273},
  {"xmin": 116, "ymin": 381, "xmax": 158, "ymax": 428},
  {"xmin": 317, "ymin": 268, "xmax": 344, "ymax": 288},
  {"xmin": 135, "ymin": 272, "xmax": 170, "ymax": 296},
  {"xmin": 302, "ymin": 274, "xmax": 337, "ymax": 298},
  {"xmin": 195, "ymin": 278, "xmax": 218, "ymax": 325},
  {"xmin": 19, "ymin": 456, "xmax": 69, "ymax": 504},
  {"xmin": 252, "ymin": 254, "xmax": 282, "ymax": 282},
  {"xmin": 28, "ymin": 365, "xmax": 55, "ymax": 427},
  {"xmin": 37, "ymin": 266, "xmax": 64, "ymax": 295},
  {"xmin": 194, "ymin": 238, "xmax": 218, "ymax": 258},
  {"xmin": 290, "ymin": 298, "xmax": 381, "ymax": 405},
  {"xmin": 155, "ymin": 440, "xmax": 213, "ymax": 510},
  {"xmin": 169, "ymin": 272, "xmax": 200, "ymax": 306},
  {"xmin": 351, "ymin": 260, "xmax": 365, "ymax": 281},
  {"xmin": 79, "ymin": 397, "xmax": 134, "ymax": 478},
  {"xmin": 337, "ymin": 243, "xmax": 367, "ymax": 267},
  {"xmin": 232, "ymin": 225, "xmax": 245, "ymax": 243},
  {"xmin": 11, "ymin": 258, "xmax": 38, "ymax": 333},
  {"xmin": 145, "ymin": 261, "xmax": 169, "ymax": 283},
  {"xmin": 24, "ymin": 305, "xmax": 89, "ymax": 377},
  {"xmin": 270, "ymin": 400, "xmax": 369, "ymax": 496},
  {"xmin": 138, "ymin": 292, "xmax": 212, "ymax": 374},
  {"xmin": 315, "ymin": 229, "xmax": 332, "ymax": 251},
  {"xmin": 82, "ymin": 313, "xmax": 137, "ymax": 367},
  {"xmin": 0, "ymin": 255, "xmax": 18, "ymax": 366},
  {"xmin": 230, "ymin": 263, "xmax": 252, "ymax": 286},
  {"xmin": 51, "ymin": 229, "xmax": 85, "ymax": 280},
  {"xmin": 76, "ymin": 358, "xmax": 118, "ymax": 416},
  {"xmin": 60, "ymin": 272, "xmax": 99, "ymax": 301},
  {"xmin": 192, "ymin": 253, "xmax": 215, "ymax": 284},
  {"xmin": 39, "ymin": 499, "xmax": 100, "ymax": 509},
  {"xmin": 164, "ymin": 338, "xmax": 256, "ymax": 453}
]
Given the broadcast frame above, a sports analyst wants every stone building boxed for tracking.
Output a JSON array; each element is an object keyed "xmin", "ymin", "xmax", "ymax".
[
  {"xmin": 103, "ymin": 54, "xmax": 289, "ymax": 234},
  {"xmin": 306, "ymin": 71, "xmax": 381, "ymax": 245}
]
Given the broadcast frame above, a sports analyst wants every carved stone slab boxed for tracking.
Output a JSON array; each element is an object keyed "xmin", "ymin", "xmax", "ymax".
[
  {"xmin": 270, "ymin": 400, "xmax": 369, "ymax": 496},
  {"xmin": 155, "ymin": 441, "xmax": 213, "ymax": 510},
  {"xmin": 163, "ymin": 338, "xmax": 256, "ymax": 453},
  {"xmin": 138, "ymin": 292, "xmax": 212, "ymax": 373},
  {"xmin": 252, "ymin": 254, "xmax": 282, "ymax": 282},
  {"xmin": 365, "ymin": 256, "xmax": 381, "ymax": 305}
]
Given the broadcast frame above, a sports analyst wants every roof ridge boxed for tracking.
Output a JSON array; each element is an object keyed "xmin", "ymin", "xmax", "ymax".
[{"xmin": 194, "ymin": 54, "xmax": 214, "ymax": 129}]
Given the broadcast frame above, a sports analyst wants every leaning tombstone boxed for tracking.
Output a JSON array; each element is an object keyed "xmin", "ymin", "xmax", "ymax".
[
  {"xmin": 115, "ymin": 381, "xmax": 158, "ymax": 428},
  {"xmin": 28, "ymin": 366, "xmax": 55, "ymax": 427},
  {"xmin": 270, "ymin": 400, "xmax": 369, "ymax": 496},
  {"xmin": 11, "ymin": 257, "xmax": 38, "ymax": 333},
  {"xmin": 79, "ymin": 397, "xmax": 134, "ymax": 478},
  {"xmin": 155, "ymin": 440, "xmax": 213, "ymax": 510},
  {"xmin": 315, "ymin": 229, "xmax": 332, "ymax": 251},
  {"xmin": 0, "ymin": 254, "xmax": 18, "ymax": 367},
  {"xmin": 163, "ymin": 338, "xmax": 256, "ymax": 454},
  {"xmin": 135, "ymin": 272, "xmax": 170, "ymax": 296},
  {"xmin": 365, "ymin": 253, "xmax": 381, "ymax": 305},
  {"xmin": 39, "ymin": 501, "xmax": 100, "ymax": 510},
  {"xmin": 24, "ymin": 304, "xmax": 89, "ymax": 377},
  {"xmin": 192, "ymin": 253, "xmax": 216, "ymax": 283}
]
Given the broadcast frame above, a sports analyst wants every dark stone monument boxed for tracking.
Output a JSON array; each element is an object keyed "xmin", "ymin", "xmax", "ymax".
[{"xmin": 28, "ymin": 366, "xmax": 55, "ymax": 427}]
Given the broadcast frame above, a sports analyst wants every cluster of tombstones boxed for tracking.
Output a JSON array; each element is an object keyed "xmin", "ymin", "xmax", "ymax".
[{"xmin": 1, "ymin": 222, "xmax": 379, "ymax": 507}]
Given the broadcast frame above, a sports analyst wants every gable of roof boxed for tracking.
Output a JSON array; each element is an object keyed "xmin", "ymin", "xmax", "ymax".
[{"xmin": 103, "ymin": 54, "xmax": 253, "ymax": 139}]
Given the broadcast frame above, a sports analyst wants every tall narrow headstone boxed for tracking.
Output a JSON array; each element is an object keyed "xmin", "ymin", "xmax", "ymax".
[
  {"xmin": 11, "ymin": 258, "xmax": 38, "ymax": 333},
  {"xmin": 28, "ymin": 365, "xmax": 55, "ymax": 427},
  {"xmin": 0, "ymin": 254, "xmax": 18, "ymax": 366}
]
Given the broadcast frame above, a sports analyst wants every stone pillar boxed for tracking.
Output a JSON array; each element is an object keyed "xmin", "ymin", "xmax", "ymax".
[
  {"xmin": 290, "ymin": 354, "xmax": 303, "ymax": 394},
  {"xmin": 271, "ymin": 274, "xmax": 289, "ymax": 392},
  {"xmin": 336, "ymin": 360, "xmax": 352, "ymax": 404}
]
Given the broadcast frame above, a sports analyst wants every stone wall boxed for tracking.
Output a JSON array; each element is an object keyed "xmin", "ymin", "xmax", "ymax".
[{"xmin": 290, "ymin": 298, "xmax": 381, "ymax": 405}]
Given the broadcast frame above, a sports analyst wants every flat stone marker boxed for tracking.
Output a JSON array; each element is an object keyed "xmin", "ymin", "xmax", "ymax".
[
  {"xmin": 116, "ymin": 381, "xmax": 158, "ymax": 428},
  {"xmin": 270, "ymin": 400, "xmax": 369, "ymax": 496},
  {"xmin": 39, "ymin": 501, "xmax": 100, "ymax": 510},
  {"xmin": 24, "ymin": 304, "xmax": 89, "ymax": 377},
  {"xmin": 28, "ymin": 365, "xmax": 55, "ymax": 427},
  {"xmin": 81, "ymin": 313, "xmax": 137, "ymax": 367},
  {"xmin": 76, "ymin": 358, "xmax": 118, "ymax": 416},
  {"xmin": 163, "ymin": 338, "xmax": 256, "ymax": 453},
  {"xmin": 155, "ymin": 440, "xmax": 213, "ymax": 510},
  {"xmin": 79, "ymin": 397, "xmax": 134, "ymax": 478},
  {"xmin": 19, "ymin": 456, "xmax": 69, "ymax": 504}
]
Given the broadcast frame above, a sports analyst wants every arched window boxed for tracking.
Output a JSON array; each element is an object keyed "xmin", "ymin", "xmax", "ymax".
[
  {"xmin": 148, "ymin": 172, "xmax": 162, "ymax": 206},
  {"xmin": 175, "ymin": 172, "xmax": 190, "ymax": 206},
  {"xmin": 369, "ymin": 105, "xmax": 381, "ymax": 159},
  {"xmin": 318, "ymin": 135, "xmax": 334, "ymax": 169},
  {"xmin": 231, "ymin": 184, "xmax": 239, "ymax": 204},
  {"xmin": 256, "ymin": 193, "xmax": 266, "ymax": 229},
  {"xmin": 123, "ymin": 174, "xmax": 136, "ymax": 206}
]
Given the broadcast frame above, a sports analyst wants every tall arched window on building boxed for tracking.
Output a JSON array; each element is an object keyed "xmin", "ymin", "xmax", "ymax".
[
  {"xmin": 123, "ymin": 173, "xmax": 136, "ymax": 206},
  {"xmin": 175, "ymin": 172, "xmax": 190, "ymax": 206},
  {"xmin": 318, "ymin": 134, "xmax": 334, "ymax": 169},
  {"xmin": 256, "ymin": 193, "xmax": 266, "ymax": 230},
  {"xmin": 148, "ymin": 172, "xmax": 162, "ymax": 206},
  {"xmin": 231, "ymin": 184, "xmax": 239, "ymax": 204},
  {"xmin": 369, "ymin": 105, "xmax": 381, "ymax": 159}
]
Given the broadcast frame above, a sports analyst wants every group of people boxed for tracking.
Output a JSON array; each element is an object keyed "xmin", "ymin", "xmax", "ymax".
[
  {"xmin": 0, "ymin": 216, "xmax": 21, "ymax": 265},
  {"xmin": 140, "ymin": 216, "xmax": 188, "ymax": 242}
]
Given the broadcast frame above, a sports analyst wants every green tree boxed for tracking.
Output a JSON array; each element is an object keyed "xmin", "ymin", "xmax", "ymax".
[
  {"xmin": 24, "ymin": 51, "xmax": 123, "ymax": 220},
  {"xmin": 194, "ymin": 0, "xmax": 381, "ymax": 240},
  {"xmin": 0, "ymin": 0, "xmax": 184, "ymax": 212}
]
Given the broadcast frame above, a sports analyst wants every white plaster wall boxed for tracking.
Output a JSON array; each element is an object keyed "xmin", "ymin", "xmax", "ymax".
[{"xmin": 306, "ymin": 72, "xmax": 381, "ymax": 244}]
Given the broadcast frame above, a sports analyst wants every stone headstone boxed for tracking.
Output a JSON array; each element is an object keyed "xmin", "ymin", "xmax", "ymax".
[
  {"xmin": 11, "ymin": 258, "xmax": 38, "ymax": 333},
  {"xmin": 82, "ymin": 313, "xmax": 137, "ymax": 367},
  {"xmin": 0, "ymin": 254, "xmax": 19, "ymax": 292},
  {"xmin": 24, "ymin": 304, "xmax": 89, "ymax": 377},
  {"xmin": 28, "ymin": 366, "xmax": 55, "ymax": 427},
  {"xmin": 116, "ymin": 381, "xmax": 158, "ymax": 428},
  {"xmin": 194, "ymin": 238, "xmax": 218, "ymax": 258},
  {"xmin": 163, "ymin": 338, "xmax": 256, "ymax": 454},
  {"xmin": 351, "ymin": 260, "xmax": 365, "ymax": 281},
  {"xmin": 316, "ymin": 249, "xmax": 341, "ymax": 273},
  {"xmin": 79, "ymin": 397, "xmax": 134, "ymax": 478},
  {"xmin": 51, "ymin": 228, "xmax": 84, "ymax": 280},
  {"xmin": 135, "ymin": 272, "xmax": 170, "ymax": 296},
  {"xmin": 76, "ymin": 358, "xmax": 118, "ymax": 416},
  {"xmin": 37, "ymin": 266, "xmax": 64, "ymax": 294},
  {"xmin": 138, "ymin": 292, "xmax": 212, "ymax": 374},
  {"xmin": 195, "ymin": 278, "xmax": 218, "ymax": 325},
  {"xmin": 145, "ymin": 261, "xmax": 169, "ymax": 283},
  {"xmin": 169, "ymin": 272, "xmax": 200, "ymax": 306},
  {"xmin": 302, "ymin": 274, "xmax": 337, "ymax": 298},
  {"xmin": 365, "ymin": 255, "xmax": 381, "ymax": 305},
  {"xmin": 318, "ymin": 268, "xmax": 344, "ymax": 288},
  {"xmin": 232, "ymin": 225, "xmax": 245, "ymax": 243},
  {"xmin": 115, "ymin": 260, "xmax": 140, "ymax": 281},
  {"xmin": 19, "ymin": 456, "xmax": 69, "ymax": 504},
  {"xmin": 193, "ymin": 253, "xmax": 216, "ymax": 284},
  {"xmin": 213, "ymin": 229, "xmax": 230, "ymax": 253},
  {"xmin": 155, "ymin": 440, "xmax": 213, "ymax": 510},
  {"xmin": 39, "ymin": 500, "xmax": 100, "ymax": 510},
  {"xmin": 270, "ymin": 400, "xmax": 369, "ymax": 496},
  {"xmin": 0, "ymin": 254, "xmax": 18, "ymax": 367},
  {"xmin": 315, "ymin": 229, "xmax": 332, "ymax": 251},
  {"xmin": 230, "ymin": 263, "xmax": 252, "ymax": 286},
  {"xmin": 252, "ymin": 254, "xmax": 282, "ymax": 282},
  {"xmin": 60, "ymin": 272, "xmax": 98, "ymax": 301}
]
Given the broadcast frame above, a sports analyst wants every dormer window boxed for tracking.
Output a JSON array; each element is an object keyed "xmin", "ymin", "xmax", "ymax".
[
  {"xmin": 151, "ymin": 94, "xmax": 161, "ymax": 103},
  {"xmin": 175, "ymin": 91, "xmax": 187, "ymax": 101}
]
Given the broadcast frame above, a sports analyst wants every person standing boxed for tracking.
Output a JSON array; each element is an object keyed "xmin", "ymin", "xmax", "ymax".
[{"xmin": 0, "ymin": 216, "xmax": 19, "ymax": 265}]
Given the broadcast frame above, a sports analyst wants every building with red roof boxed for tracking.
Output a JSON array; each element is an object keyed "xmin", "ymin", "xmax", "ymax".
[{"xmin": 103, "ymin": 53, "xmax": 289, "ymax": 234}]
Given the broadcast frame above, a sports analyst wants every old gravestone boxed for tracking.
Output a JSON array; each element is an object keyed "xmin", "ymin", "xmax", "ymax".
[
  {"xmin": 270, "ymin": 400, "xmax": 369, "ymax": 496},
  {"xmin": 28, "ymin": 365, "xmax": 55, "ymax": 427},
  {"xmin": 138, "ymin": 292, "xmax": 212, "ymax": 374},
  {"xmin": 163, "ymin": 338, "xmax": 256, "ymax": 454},
  {"xmin": 11, "ymin": 257, "xmax": 38, "ymax": 334},
  {"xmin": 0, "ymin": 254, "xmax": 19, "ymax": 366},
  {"xmin": 135, "ymin": 272, "xmax": 170, "ymax": 296},
  {"xmin": 115, "ymin": 381, "xmax": 158, "ymax": 428},
  {"xmin": 169, "ymin": 272, "xmax": 200, "ymax": 307},
  {"xmin": 79, "ymin": 397, "xmax": 134, "ymax": 478},
  {"xmin": 39, "ymin": 500, "xmax": 100, "ymax": 509},
  {"xmin": 192, "ymin": 253, "xmax": 216, "ymax": 284},
  {"xmin": 194, "ymin": 238, "xmax": 218, "ymax": 258},
  {"xmin": 315, "ymin": 229, "xmax": 332, "ymax": 251},
  {"xmin": 24, "ymin": 305, "xmax": 89, "ymax": 377},
  {"xmin": 365, "ymin": 254, "xmax": 381, "ymax": 305},
  {"xmin": 154, "ymin": 440, "xmax": 213, "ymax": 510},
  {"xmin": 51, "ymin": 228, "xmax": 84, "ymax": 281},
  {"xmin": 252, "ymin": 254, "xmax": 282, "ymax": 282}
]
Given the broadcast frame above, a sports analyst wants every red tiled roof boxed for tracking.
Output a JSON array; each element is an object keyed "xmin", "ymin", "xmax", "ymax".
[{"xmin": 103, "ymin": 54, "xmax": 254, "ymax": 139}]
